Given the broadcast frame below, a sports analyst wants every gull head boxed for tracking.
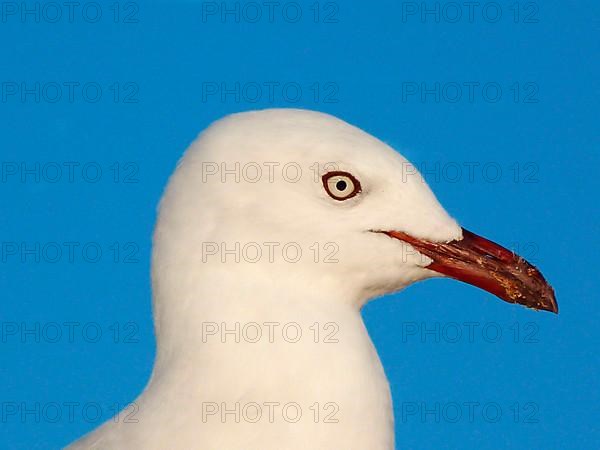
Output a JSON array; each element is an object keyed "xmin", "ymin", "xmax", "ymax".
[
  {"xmin": 67, "ymin": 109, "xmax": 558, "ymax": 450},
  {"xmin": 152, "ymin": 108, "xmax": 557, "ymax": 326}
]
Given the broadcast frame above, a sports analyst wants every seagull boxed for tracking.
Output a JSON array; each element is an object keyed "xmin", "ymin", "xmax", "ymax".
[{"xmin": 68, "ymin": 109, "xmax": 557, "ymax": 450}]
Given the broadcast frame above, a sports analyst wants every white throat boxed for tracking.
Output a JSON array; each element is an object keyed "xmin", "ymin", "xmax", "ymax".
[{"xmin": 82, "ymin": 266, "xmax": 396, "ymax": 450}]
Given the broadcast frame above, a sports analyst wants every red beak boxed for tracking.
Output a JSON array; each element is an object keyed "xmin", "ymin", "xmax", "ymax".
[{"xmin": 384, "ymin": 228, "xmax": 558, "ymax": 313}]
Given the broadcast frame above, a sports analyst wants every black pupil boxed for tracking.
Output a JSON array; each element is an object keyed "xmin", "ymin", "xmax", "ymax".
[{"xmin": 335, "ymin": 180, "xmax": 348, "ymax": 191}]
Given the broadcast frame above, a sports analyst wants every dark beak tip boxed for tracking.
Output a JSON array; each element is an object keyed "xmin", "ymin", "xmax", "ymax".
[
  {"xmin": 526, "ymin": 268, "xmax": 559, "ymax": 314},
  {"xmin": 543, "ymin": 289, "xmax": 559, "ymax": 314},
  {"xmin": 536, "ymin": 302, "xmax": 558, "ymax": 314},
  {"xmin": 489, "ymin": 264, "xmax": 558, "ymax": 314},
  {"xmin": 530, "ymin": 296, "xmax": 558, "ymax": 314}
]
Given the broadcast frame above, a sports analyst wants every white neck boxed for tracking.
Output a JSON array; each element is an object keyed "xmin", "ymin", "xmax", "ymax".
[{"xmin": 136, "ymin": 267, "xmax": 396, "ymax": 450}]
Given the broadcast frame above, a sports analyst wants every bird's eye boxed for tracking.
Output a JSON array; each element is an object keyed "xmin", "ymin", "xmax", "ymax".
[{"xmin": 322, "ymin": 171, "xmax": 361, "ymax": 201}]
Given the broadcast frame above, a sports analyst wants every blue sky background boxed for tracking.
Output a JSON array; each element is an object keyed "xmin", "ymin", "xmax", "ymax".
[{"xmin": 1, "ymin": 1, "xmax": 599, "ymax": 448}]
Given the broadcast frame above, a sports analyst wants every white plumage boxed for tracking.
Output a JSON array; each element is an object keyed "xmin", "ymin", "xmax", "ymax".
[{"xmin": 69, "ymin": 109, "xmax": 464, "ymax": 449}]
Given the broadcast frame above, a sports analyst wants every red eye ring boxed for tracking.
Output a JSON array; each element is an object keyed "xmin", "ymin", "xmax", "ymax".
[{"xmin": 322, "ymin": 171, "xmax": 362, "ymax": 201}]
